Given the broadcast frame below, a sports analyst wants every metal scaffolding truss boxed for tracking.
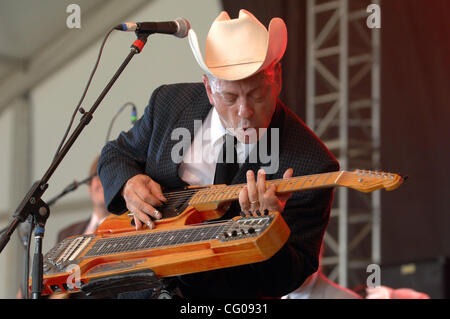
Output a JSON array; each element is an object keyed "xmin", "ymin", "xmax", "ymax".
[{"xmin": 306, "ymin": 0, "xmax": 381, "ymax": 288}]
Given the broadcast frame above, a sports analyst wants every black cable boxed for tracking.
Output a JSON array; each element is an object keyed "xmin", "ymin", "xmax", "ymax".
[
  {"xmin": 46, "ymin": 173, "xmax": 97, "ymax": 207},
  {"xmin": 53, "ymin": 27, "xmax": 115, "ymax": 161}
]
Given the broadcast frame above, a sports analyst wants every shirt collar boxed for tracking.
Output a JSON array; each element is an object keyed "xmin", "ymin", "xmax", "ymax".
[{"xmin": 210, "ymin": 107, "xmax": 228, "ymax": 144}]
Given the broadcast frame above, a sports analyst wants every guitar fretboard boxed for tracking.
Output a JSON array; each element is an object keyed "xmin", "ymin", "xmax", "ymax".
[
  {"xmin": 84, "ymin": 222, "xmax": 230, "ymax": 257},
  {"xmin": 189, "ymin": 171, "xmax": 342, "ymax": 206}
]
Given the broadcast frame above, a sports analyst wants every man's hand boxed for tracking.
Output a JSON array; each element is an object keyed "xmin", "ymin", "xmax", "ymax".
[
  {"xmin": 239, "ymin": 168, "xmax": 293, "ymax": 214},
  {"xmin": 121, "ymin": 174, "xmax": 167, "ymax": 230}
]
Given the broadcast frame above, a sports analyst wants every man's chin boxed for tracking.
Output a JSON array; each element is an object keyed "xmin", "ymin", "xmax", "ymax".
[{"xmin": 230, "ymin": 127, "xmax": 261, "ymax": 144}]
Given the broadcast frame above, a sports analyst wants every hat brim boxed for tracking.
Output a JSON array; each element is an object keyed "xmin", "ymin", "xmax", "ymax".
[{"xmin": 188, "ymin": 17, "xmax": 287, "ymax": 81}]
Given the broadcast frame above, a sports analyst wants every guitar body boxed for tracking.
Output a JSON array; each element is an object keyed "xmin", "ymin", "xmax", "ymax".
[
  {"xmin": 38, "ymin": 208, "xmax": 290, "ymax": 297},
  {"xmin": 35, "ymin": 169, "xmax": 403, "ymax": 297},
  {"xmin": 97, "ymin": 206, "xmax": 226, "ymax": 234}
]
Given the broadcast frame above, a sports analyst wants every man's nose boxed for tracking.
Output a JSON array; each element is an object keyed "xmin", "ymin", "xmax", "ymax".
[{"xmin": 237, "ymin": 100, "xmax": 254, "ymax": 119}]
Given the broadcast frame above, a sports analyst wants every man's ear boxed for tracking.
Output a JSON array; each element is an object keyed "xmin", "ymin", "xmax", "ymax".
[
  {"xmin": 202, "ymin": 74, "xmax": 215, "ymax": 105},
  {"xmin": 89, "ymin": 176, "xmax": 101, "ymax": 193}
]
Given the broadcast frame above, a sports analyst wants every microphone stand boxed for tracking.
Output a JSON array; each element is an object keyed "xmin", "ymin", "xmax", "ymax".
[{"xmin": 0, "ymin": 30, "xmax": 153, "ymax": 299}]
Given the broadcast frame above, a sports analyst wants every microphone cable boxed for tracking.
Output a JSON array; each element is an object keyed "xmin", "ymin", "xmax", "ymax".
[
  {"xmin": 105, "ymin": 102, "xmax": 137, "ymax": 143},
  {"xmin": 52, "ymin": 27, "xmax": 115, "ymax": 161}
]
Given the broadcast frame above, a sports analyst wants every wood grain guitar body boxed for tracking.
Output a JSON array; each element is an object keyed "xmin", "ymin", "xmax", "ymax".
[{"xmin": 39, "ymin": 208, "xmax": 290, "ymax": 297}]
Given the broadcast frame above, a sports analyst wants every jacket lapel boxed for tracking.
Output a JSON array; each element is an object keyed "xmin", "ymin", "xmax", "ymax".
[{"xmin": 159, "ymin": 87, "xmax": 212, "ymax": 188}]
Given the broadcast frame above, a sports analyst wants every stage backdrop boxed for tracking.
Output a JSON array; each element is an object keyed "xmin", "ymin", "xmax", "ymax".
[{"xmin": 222, "ymin": 0, "xmax": 450, "ymax": 267}]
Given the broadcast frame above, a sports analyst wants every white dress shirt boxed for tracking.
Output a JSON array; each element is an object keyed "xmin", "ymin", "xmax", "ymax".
[
  {"xmin": 281, "ymin": 272, "xmax": 319, "ymax": 299},
  {"xmin": 178, "ymin": 107, "xmax": 256, "ymax": 186}
]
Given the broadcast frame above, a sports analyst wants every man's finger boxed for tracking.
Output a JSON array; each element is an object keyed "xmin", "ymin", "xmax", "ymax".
[
  {"xmin": 137, "ymin": 200, "xmax": 162, "ymax": 220},
  {"xmin": 132, "ymin": 209, "xmax": 155, "ymax": 230},
  {"xmin": 239, "ymin": 186, "xmax": 251, "ymax": 212},
  {"xmin": 278, "ymin": 191, "xmax": 293, "ymax": 203},
  {"xmin": 137, "ymin": 191, "xmax": 164, "ymax": 208},
  {"xmin": 280, "ymin": 168, "xmax": 294, "ymax": 202},
  {"xmin": 246, "ymin": 170, "xmax": 259, "ymax": 210},
  {"xmin": 133, "ymin": 214, "xmax": 142, "ymax": 230},
  {"xmin": 257, "ymin": 169, "xmax": 266, "ymax": 204},
  {"xmin": 149, "ymin": 180, "xmax": 167, "ymax": 203},
  {"xmin": 263, "ymin": 184, "xmax": 281, "ymax": 211},
  {"xmin": 283, "ymin": 168, "xmax": 294, "ymax": 179}
]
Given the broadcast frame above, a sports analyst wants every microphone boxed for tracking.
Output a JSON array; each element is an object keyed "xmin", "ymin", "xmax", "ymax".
[{"xmin": 115, "ymin": 18, "xmax": 190, "ymax": 38}]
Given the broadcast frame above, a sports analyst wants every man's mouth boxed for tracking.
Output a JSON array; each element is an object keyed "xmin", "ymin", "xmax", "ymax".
[
  {"xmin": 228, "ymin": 127, "xmax": 259, "ymax": 143},
  {"xmin": 240, "ymin": 127, "xmax": 255, "ymax": 137}
]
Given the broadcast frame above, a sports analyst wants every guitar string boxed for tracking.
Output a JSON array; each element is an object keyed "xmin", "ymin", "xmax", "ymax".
[
  {"xmin": 90, "ymin": 221, "xmax": 233, "ymax": 256},
  {"xmin": 144, "ymin": 175, "xmax": 331, "ymax": 212},
  {"xmin": 149, "ymin": 174, "xmax": 338, "ymax": 203},
  {"xmin": 160, "ymin": 177, "xmax": 310, "ymax": 202},
  {"xmin": 50, "ymin": 220, "xmax": 234, "ymax": 262},
  {"xmin": 161, "ymin": 179, "xmax": 282, "ymax": 200}
]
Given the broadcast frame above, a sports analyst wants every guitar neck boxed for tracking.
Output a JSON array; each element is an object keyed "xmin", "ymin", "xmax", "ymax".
[{"xmin": 189, "ymin": 171, "xmax": 344, "ymax": 207}]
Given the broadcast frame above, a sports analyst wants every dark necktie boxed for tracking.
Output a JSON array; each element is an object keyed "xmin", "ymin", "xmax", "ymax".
[{"xmin": 213, "ymin": 134, "xmax": 239, "ymax": 185}]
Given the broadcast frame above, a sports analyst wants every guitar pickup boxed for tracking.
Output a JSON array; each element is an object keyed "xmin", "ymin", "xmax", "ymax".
[{"xmin": 218, "ymin": 215, "xmax": 273, "ymax": 241}]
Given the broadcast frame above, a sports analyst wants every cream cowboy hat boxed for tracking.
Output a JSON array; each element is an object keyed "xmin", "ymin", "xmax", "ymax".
[{"xmin": 188, "ymin": 9, "xmax": 288, "ymax": 81}]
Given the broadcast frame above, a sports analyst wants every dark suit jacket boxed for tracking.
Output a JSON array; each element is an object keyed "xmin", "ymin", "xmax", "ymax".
[{"xmin": 98, "ymin": 82, "xmax": 339, "ymax": 298}]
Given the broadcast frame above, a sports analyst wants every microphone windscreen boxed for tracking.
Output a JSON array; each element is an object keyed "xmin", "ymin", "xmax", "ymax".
[{"xmin": 115, "ymin": 22, "xmax": 138, "ymax": 31}]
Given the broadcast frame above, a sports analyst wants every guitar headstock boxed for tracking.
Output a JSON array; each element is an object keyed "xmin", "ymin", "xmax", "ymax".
[{"xmin": 336, "ymin": 169, "xmax": 405, "ymax": 193}]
